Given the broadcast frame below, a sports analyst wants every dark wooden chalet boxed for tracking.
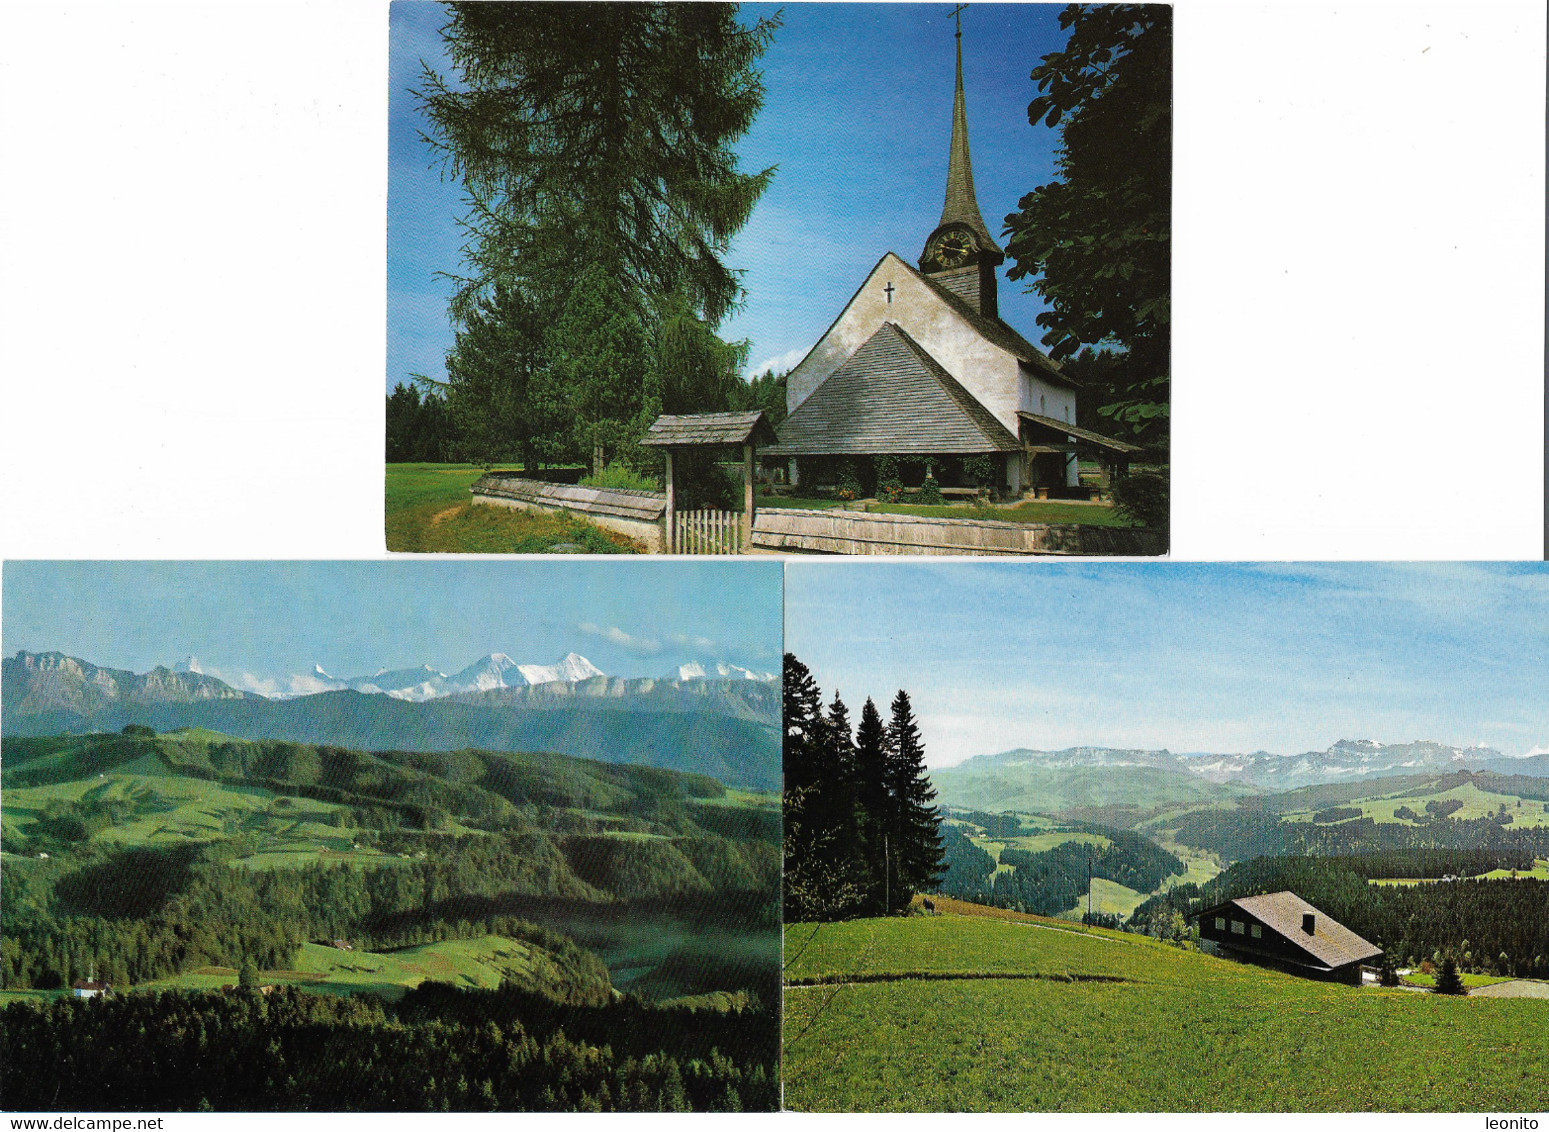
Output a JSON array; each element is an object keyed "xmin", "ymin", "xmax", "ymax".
[{"xmin": 1192, "ymin": 891, "xmax": 1382, "ymax": 985}]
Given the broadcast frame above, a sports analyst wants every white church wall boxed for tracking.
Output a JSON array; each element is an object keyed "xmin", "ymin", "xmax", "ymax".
[{"xmin": 786, "ymin": 253, "xmax": 1025, "ymax": 437}]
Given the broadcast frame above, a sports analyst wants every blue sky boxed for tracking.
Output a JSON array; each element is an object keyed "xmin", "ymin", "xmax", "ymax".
[
  {"xmin": 386, "ymin": 1, "xmax": 1066, "ymax": 391},
  {"xmin": 784, "ymin": 563, "xmax": 1549, "ymax": 766},
  {"xmin": 3, "ymin": 561, "xmax": 783, "ymax": 693}
]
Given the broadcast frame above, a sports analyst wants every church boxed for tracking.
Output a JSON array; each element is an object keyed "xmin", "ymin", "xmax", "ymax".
[{"xmin": 765, "ymin": 26, "xmax": 1139, "ymax": 497}]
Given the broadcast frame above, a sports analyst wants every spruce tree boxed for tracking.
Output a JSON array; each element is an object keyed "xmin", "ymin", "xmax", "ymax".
[
  {"xmin": 853, "ymin": 697, "xmax": 891, "ymax": 910},
  {"xmin": 883, "ymin": 690, "xmax": 944, "ymax": 914},
  {"xmin": 1434, "ymin": 956, "xmax": 1466, "ymax": 996}
]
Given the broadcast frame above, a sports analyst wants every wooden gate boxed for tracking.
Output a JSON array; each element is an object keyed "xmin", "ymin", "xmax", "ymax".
[{"xmin": 671, "ymin": 509, "xmax": 744, "ymax": 554}]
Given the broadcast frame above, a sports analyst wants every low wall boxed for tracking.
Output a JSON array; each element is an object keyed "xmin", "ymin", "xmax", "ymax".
[
  {"xmin": 750, "ymin": 508, "xmax": 1165, "ymax": 557},
  {"xmin": 471, "ymin": 475, "xmax": 666, "ymax": 552}
]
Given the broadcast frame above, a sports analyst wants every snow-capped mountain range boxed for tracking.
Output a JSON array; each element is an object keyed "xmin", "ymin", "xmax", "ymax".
[{"xmin": 166, "ymin": 651, "xmax": 771, "ymax": 702}]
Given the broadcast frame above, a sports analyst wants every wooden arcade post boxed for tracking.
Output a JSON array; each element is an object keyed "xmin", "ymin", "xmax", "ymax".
[
  {"xmin": 664, "ymin": 449, "xmax": 676, "ymax": 550},
  {"xmin": 743, "ymin": 442, "xmax": 755, "ymax": 547}
]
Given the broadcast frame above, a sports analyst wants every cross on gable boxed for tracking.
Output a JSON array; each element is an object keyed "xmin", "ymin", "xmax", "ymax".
[{"xmin": 883, "ymin": 281, "xmax": 895, "ymax": 304}]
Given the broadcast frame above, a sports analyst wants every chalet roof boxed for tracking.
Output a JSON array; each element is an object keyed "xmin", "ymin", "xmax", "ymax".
[
  {"xmin": 1017, "ymin": 411, "xmax": 1145, "ymax": 456},
  {"xmin": 640, "ymin": 411, "xmax": 776, "ymax": 449},
  {"xmin": 1197, "ymin": 891, "xmax": 1383, "ymax": 970},
  {"xmin": 767, "ymin": 322, "xmax": 1020, "ymax": 457},
  {"xmin": 938, "ymin": 31, "xmax": 1003, "ymax": 255}
]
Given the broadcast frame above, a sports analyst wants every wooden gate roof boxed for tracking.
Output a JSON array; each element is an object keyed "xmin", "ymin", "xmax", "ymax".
[{"xmin": 641, "ymin": 411, "xmax": 776, "ymax": 449}]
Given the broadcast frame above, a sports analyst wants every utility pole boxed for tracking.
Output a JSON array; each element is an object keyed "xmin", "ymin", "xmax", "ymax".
[{"xmin": 884, "ymin": 833, "xmax": 890, "ymax": 915}]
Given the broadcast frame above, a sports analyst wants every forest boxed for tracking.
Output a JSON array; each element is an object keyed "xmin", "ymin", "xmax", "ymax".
[
  {"xmin": 934, "ymin": 818, "xmax": 1182, "ymax": 917},
  {"xmin": 1, "ymin": 981, "xmax": 776, "ymax": 1111},
  {"xmin": 782, "ymin": 654, "xmax": 943, "ymax": 921}
]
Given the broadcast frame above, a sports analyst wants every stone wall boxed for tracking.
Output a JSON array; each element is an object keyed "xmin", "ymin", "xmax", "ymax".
[
  {"xmin": 751, "ymin": 507, "xmax": 1164, "ymax": 557},
  {"xmin": 470, "ymin": 475, "xmax": 666, "ymax": 552}
]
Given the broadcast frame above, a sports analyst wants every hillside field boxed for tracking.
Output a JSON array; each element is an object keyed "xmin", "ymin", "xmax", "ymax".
[{"xmin": 783, "ymin": 908, "xmax": 1549, "ymax": 1111}]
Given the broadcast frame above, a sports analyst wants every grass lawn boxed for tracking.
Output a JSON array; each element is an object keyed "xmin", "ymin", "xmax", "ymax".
[
  {"xmin": 783, "ymin": 911, "xmax": 1549, "ymax": 1111},
  {"xmin": 1400, "ymin": 971, "xmax": 1515, "ymax": 990},
  {"xmin": 385, "ymin": 463, "xmax": 643, "ymax": 553}
]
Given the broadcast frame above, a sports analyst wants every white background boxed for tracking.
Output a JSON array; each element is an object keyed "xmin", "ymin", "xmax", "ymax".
[
  {"xmin": 0, "ymin": 0, "xmax": 1545, "ymax": 1125},
  {"xmin": 0, "ymin": 1, "xmax": 1543, "ymax": 562}
]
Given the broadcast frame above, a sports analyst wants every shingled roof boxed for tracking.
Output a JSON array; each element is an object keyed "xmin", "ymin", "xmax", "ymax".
[
  {"xmin": 640, "ymin": 411, "xmax": 776, "ymax": 449},
  {"xmin": 938, "ymin": 30, "xmax": 1003, "ymax": 256},
  {"xmin": 1017, "ymin": 411, "xmax": 1144, "ymax": 456},
  {"xmin": 766, "ymin": 322, "xmax": 1020, "ymax": 457},
  {"xmin": 1199, "ymin": 892, "xmax": 1383, "ymax": 970}
]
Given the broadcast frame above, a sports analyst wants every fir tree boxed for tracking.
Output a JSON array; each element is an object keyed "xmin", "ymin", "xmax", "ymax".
[{"xmin": 884, "ymin": 690, "xmax": 944, "ymax": 913}]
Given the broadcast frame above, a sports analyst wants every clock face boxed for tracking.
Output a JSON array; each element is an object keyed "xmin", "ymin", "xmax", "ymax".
[{"xmin": 929, "ymin": 229, "xmax": 975, "ymax": 269}]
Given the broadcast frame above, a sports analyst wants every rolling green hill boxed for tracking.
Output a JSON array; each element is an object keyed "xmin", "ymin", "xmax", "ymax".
[
  {"xmin": 0, "ymin": 729, "xmax": 780, "ymax": 1007},
  {"xmin": 931, "ymin": 761, "xmax": 1250, "ymax": 814},
  {"xmin": 783, "ymin": 908, "xmax": 1549, "ymax": 1111}
]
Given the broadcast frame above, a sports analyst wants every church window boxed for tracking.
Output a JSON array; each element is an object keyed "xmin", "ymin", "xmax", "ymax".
[
  {"xmin": 1230, "ymin": 920, "xmax": 1245, "ymax": 935},
  {"xmin": 1040, "ymin": 394, "xmax": 1046, "ymax": 413},
  {"xmin": 1215, "ymin": 917, "xmax": 1226, "ymax": 931},
  {"xmin": 1250, "ymin": 924, "xmax": 1262, "ymax": 939}
]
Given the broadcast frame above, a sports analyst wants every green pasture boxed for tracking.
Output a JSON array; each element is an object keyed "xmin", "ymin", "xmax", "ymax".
[
  {"xmin": 783, "ymin": 913, "xmax": 1549, "ymax": 1111},
  {"xmin": 1400, "ymin": 971, "xmax": 1516, "ymax": 990},
  {"xmin": 1056, "ymin": 877, "xmax": 1147, "ymax": 922},
  {"xmin": 1285, "ymin": 781, "xmax": 1549, "ymax": 828},
  {"xmin": 138, "ymin": 937, "xmax": 544, "ymax": 1002},
  {"xmin": 384, "ymin": 463, "xmax": 641, "ymax": 553},
  {"xmin": 1, "ymin": 771, "xmax": 407, "ymax": 870}
]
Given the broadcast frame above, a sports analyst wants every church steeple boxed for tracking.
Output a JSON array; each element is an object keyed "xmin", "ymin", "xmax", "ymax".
[
  {"xmin": 939, "ymin": 11, "xmax": 1002, "ymax": 255},
  {"xmin": 920, "ymin": 7, "xmax": 1003, "ymax": 317}
]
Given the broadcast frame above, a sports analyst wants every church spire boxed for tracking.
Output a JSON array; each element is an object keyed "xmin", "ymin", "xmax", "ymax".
[{"xmin": 938, "ymin": 9, "xmax": 1002, "ymax": 255}]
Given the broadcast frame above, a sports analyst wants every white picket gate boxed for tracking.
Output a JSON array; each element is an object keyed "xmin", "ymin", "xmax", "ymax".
[{"xmin": 670, "ymin": 509, "xmax": 745, "ymax": 554}]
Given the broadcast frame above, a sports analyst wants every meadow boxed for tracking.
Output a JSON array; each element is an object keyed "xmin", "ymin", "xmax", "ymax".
[
  {"xmin": 783, "ymin": 907, "xmax": 1549, "ymax": 1112},
  {"xmin": 384, "ymin": 463, "xmax": 641, "ymax": 553}
]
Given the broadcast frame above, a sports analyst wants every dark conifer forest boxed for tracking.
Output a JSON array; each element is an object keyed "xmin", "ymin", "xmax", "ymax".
[{"xmin": 782, "ymin": 654, "xmax": 944, "ymax": 921}]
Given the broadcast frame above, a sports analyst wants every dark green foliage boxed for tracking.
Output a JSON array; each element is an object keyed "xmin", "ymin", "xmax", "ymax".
[
  {"xmin": 1378, "ymin": 953, "xmax": 1400, "ymax": 987},
  {"xmin": 915, "ymin": 476, "xmax": 944, "ymax": 506},
  {"xmin": 120, "ymin": 723, "xmax": 156, "ymax": 738},
  {"xmin": 386, "ymin": 383, "xmax": 458, "ymax": 463},
  {"xmin": 936, "ymin": 823, "xmax": 1182, "ymax": 917},
  {"xmin": 1004, "ymin": 5, "xmax": 1170, "ymax": 448},
  {"xmin": 1313, "ymin": 807, "xmax": 1364, "ymax": 824},
  {"xmin": 883, "ymin": 691, "xmax": 944, "ymax": 913},
  {"xmin": 1111, "ymin": 471, "xmax": 1168, "ymax": 531},
  {"xmin": 782, "ymin": 656, "xmax": 943, "ymax": 921},
  {"xmin": 1434, "ymin": 956, "xmax": 1465, "ymax": 995},
  {"xmin": 728, "ymin": 368, "xmax": 787, "ymax": 428},
  {"xmin": 0, "ymin": 983, "xmax": 776, "ymax": 1111},
  {"xmin": 417, "ymin": 3, "xmax": 777, "ymax": 467}
]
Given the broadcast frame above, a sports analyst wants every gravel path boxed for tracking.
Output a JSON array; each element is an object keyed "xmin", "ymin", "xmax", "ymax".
[{"xmin": 1468, "ymin": 979, "xmax": 1549, "ymax": 998}]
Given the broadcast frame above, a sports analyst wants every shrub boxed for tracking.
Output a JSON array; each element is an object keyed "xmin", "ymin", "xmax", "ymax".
[
  {"xmin": 1113, "ymin": 471, "xmax": 1169, "ymax": 529},
  {"xmin": 917, "ymin": 476, "xmax": 944, "ymax": 506},
  {"xmin": 963, "ymin": 453, "xmax": 995, "ymax": 485},
  {"xmin": 580, "ymin": 463, "xmax": 660, "ymax": 493},
  {"xmin": 873, "ymin": 455, "xmax": 904, "ymax": 502}
]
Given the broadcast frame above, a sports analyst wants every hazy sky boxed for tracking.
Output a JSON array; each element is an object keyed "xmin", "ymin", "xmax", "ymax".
[
  {"xmin": 3, "ymin": 561, "xmax": 783, "ymax": 693},
  {"xmin": 386, "ymin": 1, "xmax": 1067, "ymax": 391},
  {"xmin": 784, "ymin": 562, "xmax": 1549, "ymax": 766}
]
